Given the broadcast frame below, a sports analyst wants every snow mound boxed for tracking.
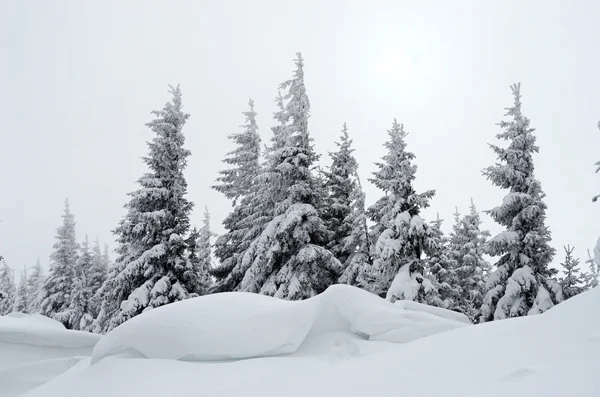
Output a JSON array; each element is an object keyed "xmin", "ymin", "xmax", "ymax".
[
  {"xmin": 20, "ymin": 287, "xmax": 600, "ymax": 397},
  {"xmin": 91, "ymin": 284, "xmax": 468, "ymax": 364},
  {"xmin": 0, "ymin": 314, "xmax": 100, "ymax": 349},
  {"xmin": 0, "ymin": 314, "xmax": 100, "ymax": 372}
]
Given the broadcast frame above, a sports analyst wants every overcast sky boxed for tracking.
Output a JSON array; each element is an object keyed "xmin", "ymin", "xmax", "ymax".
[{"xmin": 1, "ymin": 0, "xmax": 599, "ymax": 275}]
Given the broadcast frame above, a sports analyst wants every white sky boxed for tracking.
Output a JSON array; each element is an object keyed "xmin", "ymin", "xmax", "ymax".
[{"xmin": 1, "ymin": 0, "xmax": 599, "ymax": 275}]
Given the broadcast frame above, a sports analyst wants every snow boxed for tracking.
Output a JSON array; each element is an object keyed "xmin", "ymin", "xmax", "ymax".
[
  {"xmin": 3, "ymin": 285, "xmax": 599, "ymax": 397},
  {"xmin": 91, "ymin": 284, "xmax": 467, "ymax": 364}
]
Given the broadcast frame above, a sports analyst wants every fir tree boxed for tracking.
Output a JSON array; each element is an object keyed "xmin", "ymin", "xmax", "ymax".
[
  {"xmin": 40, "ymin": 198, "xmax": 79, "ymax": 327},
  {"xmin": 197, "ymin": 207, "xmax": 215, "ymax": 291},
  {"xmin": 361, "ymin": 120, "xmax": 437, "ymax": 302},
  {"xmin": 558, "ymin": 245, "xmax": 586, "ymax": 300},
  {"xmin": 322, "ymin": 123, "xmax": 360, "ymax": 266},
  {"xmin": 99, "ymin": 85, "xmax": 196, "ymax": 332},
  {"xmin": 78, "ymin": 235, "xmax": 94, "ymax": 283},
  {"xmin": 211, "ymin": 101, "xmax": 262, "ymax": 288},
  {"xmin": 425, "ymin": 215, "xmax": 458, "ymax": 309},
  {"xmin": 211, "ymin": 53, "xmax": 341, "ymax": 298},
  {"xmin": 186, "ymin": 209, "xmax": 214, "ymax": 296},
  {"xmin": 448, "ymin": 201, "xmax": 491, "ymax": 322},
  {"xmin": 87, "ymin": 238, "xmax": 108, "ymax": 316},
  {"xmin": 27, "ymin": 257, "xmax": 45, "ymax": 313},
  {"xmin": 339, "ymin": 175, "xmax": 372, "ymax": 286},
  {"xmin": 0, "ymin": 259, "xmax": 16, "ymax": 315},
  {"xmin": 14, "ymin": 266, "xmax": 29, "ymax": 313},
  {"xmin": 67, "ymin": 270, "xmax": 94, "ymax": 331},
  {"xmin": 212, "ymin": 99, "xmax": 261, "ymax": 206},
  {"xmin": 480, "ymin": 84, "xmax": 561, "ymax": 322}
]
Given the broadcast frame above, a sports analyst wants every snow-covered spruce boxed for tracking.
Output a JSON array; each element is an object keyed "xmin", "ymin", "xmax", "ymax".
[
  {"xmin": 448, "ymin": 201, "xmax": 491, "ymax": 323},
  {"xmin": 0, "ymin": 259, "xmax": 16, "ymax": 314},
  {"xmin": 338, "ymin": 174, "xmax": 372, "ymax": 286},
  {"xmin": 480, "ymin": 83, "xmax": 561, "ymax": 322},
  {"xmin": 322, "ymin": 123, "xmax": 362, "ymax": 267},
  {"xmin": 425, "ymin": 215, "xmax": 458, "ymax": 310},
  {"xmin": 86, "ymin": 238, "xmax": 108, "ymax": 318},
  {"xmin": 558, "ymin": 245, "xmax": 587, "ymax": 299},
  {"xmin": 211, "ymin": 100, "xmax": 263, "ymax": 289},
  {"xmin": 26, "ymin": 257, "xmax": 45, "ymax": 314},
  {"xmin": 361, "ymin": 120, "xmax": 437, "ymax": 302},
  {"xmin": 97, "ymin": 85, "xmax": 198, "ymax": 333},
  {"xmin": 40, "ymin": 198, "xmax": 79, "ymax": 327},
  {"xmin": 14, "ymin": 266, "xmax": 29, "ymax": 313},
  {"xmin": 186, "ymin": 207, "xmax": 214, "ymax": 296},
  {"xmin": 211, "ymin": 53, "xmax": 342, "ymax": 298}
]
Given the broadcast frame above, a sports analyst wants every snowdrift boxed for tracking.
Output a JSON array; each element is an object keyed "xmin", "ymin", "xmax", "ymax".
[
  {"xmin": 0, "ymin": 314, "xmax": 100, "ymax": 371},
  {"xmin": 91, "ymin": 284, "xmax": 469, "ymax": 364},
  {"xmin": 20, "ymin": 286, "xmax": 600, "ymax": 397}
]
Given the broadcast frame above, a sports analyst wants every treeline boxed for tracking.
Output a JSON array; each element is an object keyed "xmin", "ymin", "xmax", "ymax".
[{"xmin": 1, "ymin": 53, "xmax": 598, "ymax": 330}]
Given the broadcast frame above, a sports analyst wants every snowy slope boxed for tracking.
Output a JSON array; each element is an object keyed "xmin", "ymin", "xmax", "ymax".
[
  {"xmin": 0, "ymin": 314, "xmax": 100, "ymax": 397},
  {"xmin": 7, "ymin": 286, "xmax": 600, "ymax": 397}
]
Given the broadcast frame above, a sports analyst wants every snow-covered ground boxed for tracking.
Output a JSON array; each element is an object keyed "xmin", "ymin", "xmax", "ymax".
[{"xmin": 1, "ymin": 285, "xmax": 598, "ymax": 397}]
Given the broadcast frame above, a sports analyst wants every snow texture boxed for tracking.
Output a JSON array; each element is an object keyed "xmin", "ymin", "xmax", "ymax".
[
  {"xmin": 90, "ymin": 284, "xmax": 467, "ymax": 364},
  {"xmin": 10, "ymin": 284, "xmax": 600, "ymax": 397}
]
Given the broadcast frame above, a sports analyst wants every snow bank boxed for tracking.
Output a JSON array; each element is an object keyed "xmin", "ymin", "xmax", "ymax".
[
  {"xmin": 91, "ymin": 284, "xmax": 468, "ymax": 364},
  {"xmin": 0, "ymin": 314, "xmax": 100, "ymax": 371},
  {"xmin": 28, "ymin": 286, "xmax": 600, "ymax": 397},
  {"xmin": 0, "ymin": 314, "xmax": 100, "ymax": 349}
]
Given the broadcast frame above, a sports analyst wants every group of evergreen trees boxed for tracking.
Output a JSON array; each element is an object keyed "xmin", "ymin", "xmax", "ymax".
[
  {"xmin": 0, "ymin": 201, "xmax": 111, "ymax": 330},
  {"xmin": 1, "ymin": 54, "xmax": 597, "ymax": 331}
]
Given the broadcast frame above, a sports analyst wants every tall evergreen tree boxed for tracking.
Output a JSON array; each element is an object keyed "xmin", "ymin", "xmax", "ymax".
[
  {"xmin": 362, "ymin": 120, "xmax": 437, "ymax": 301},
  {"xmin": 14, "ymin": 266, "xmax": 29, "ymax": 313},
  {"xmin": 40, "ymin": 198, "xmax": 79, "ymax": 327},
  {"xmin": 27, "ymin": 257, "xmax": 45, "ymax": 313},
  {"xmin": 87, "ymin": 238, "xmax": 108, "ymax": 316},
  {"xmin": 339, "ymin": 175, "xmax": 372, "ymax": 286},
  {"xmin": 211, "ymin": 100, "xmax": 262, "ymax": 287},
  {"xmin": 448, "ymin": 202, "xmax": 491, "ymax": 322},
  {"xmin": 99, "ymin": 85, "xmax": 196, "ymax": 332},
  {"xmin": 211, "ymin": 53, "xmax": 341, "ymax": 298},
  {"xmin": 558, "ymin": 245, "xmax": 587, "ymax": 300},
  {"xmin": 322, "ymin": 123, "xmax": 360, "ymax": 266},
  {"xmin": 425, "ymin": 215, "xmax": 457, "ymax": 309},
  {"xmin": 0, "ymin": 259, "xmax": 16, "ymax": 315},
  {"xmin": 213, "ymin": 99, "xmax": 261, "ymax": 205},
  {"xmin": 480, "ymin": 83, "xmax": 561, "ymax": 322},
  {"xmin": 186, "ymin": 209, "xmax": 214, "ymax": 296},
  {"xmin": 67, "ymin": 270, "xmax": 94, "ymax": 331},
  {"xmin": 78, "ymin": 235, "xmax": 94, "ymax": 283}
]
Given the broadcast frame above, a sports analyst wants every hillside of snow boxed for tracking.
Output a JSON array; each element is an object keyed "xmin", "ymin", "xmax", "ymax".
[{"xmin": 1, "ymin": 285, "xmax": 598, "ymax": 397}]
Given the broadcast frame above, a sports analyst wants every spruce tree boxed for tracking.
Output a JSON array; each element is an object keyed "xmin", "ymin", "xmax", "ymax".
[
  {"xmin": 67, "ymin": 270, "xmax": 94, "ymax": 331},
  {"xmin": 78, "ymin": 235, "xmax": 94, "ymax": 283},
  {"xmin": 339, "ymin": 175, "xmax": 372, "ymax": 286},
  {"xmin": 363, "ymin": 120, "xmax": 437, "ymax": 301},
  {"xmin": 26, "ymin": 257, "xmax": 45, "ymax": 313},
  {"xmin": 211, "ymin": 53, "xmax": 341, "ymax": 298},
  {"xmin": 322, "ymin": 123, "xmax": 360, "ymax": 266},
  {"xmin": 425, "ymin": 215, "xmax": 457, "ymax": 309},
  {"xmin": 87, "ymin": 238, "xmax": 108, "ymax": 316},
  {"xmin": 99, "ymin": 85, "xmax": 196, "ymax": 332},
  {"xmin": 211, "ymin": 101, "xmax": 262, "ymax": 288},
  {"xmin": 480, "ymin": 84, "xmax": 561, "ymax": 322},
  {"xmin": 212, "ymin": 99, "xmax": 261, "ymax": 206},
  {"xmin": 448, "ymin": 201, "xmax": 491, "ymax": 322},
  {"xmin": 558, "ymin": 245, "xmax": 586, "ymax": 300},
  {"xmin": 186, "ymin": 209, "xmax": 214, "ymax": 295},
  {"xmin": 0, "ymin": 259, "xmax": 16, "ymax": 315},
  {"xmin": 585, "ymin": 248, "xmax": 600, "ymax": 289},
  {"xmin": 40, "ymin": 198, "xmax": 79, "ymax": 327},
  {"xmin": 14, "ymin": 266, "xmax": 29, "ymax": 313}
]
